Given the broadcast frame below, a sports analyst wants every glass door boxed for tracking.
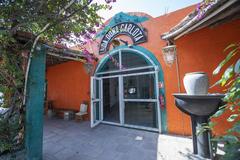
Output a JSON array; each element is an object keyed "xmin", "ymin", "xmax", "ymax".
[
  {"xmin": 102, "ymin": 77, "xmax": 120, "ymax": 123},
  {"xmin": 122, "ymin": 72, "xmax": 159, "ymax": 129},
  {"xmin": 90, "ymin": 77, "xmax": 103, "ymax": 128},
  {"xmin": 93, "ymin": 49, "xmax": 163, "ymax": 131}
]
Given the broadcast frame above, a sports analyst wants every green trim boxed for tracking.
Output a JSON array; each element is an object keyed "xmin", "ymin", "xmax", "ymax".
[
  {"xmin": 25, "ymin": 46, "xmax": 46, "ymax": 160},
  {"xmin": 95, "ymin": 45, "xmax": 167, "ymax": 133}
]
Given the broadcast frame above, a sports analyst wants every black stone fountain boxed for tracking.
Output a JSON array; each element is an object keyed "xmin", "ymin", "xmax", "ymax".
[{"xmin": 173, "ymin": 93, "xmax": 225, "ymax": 159}]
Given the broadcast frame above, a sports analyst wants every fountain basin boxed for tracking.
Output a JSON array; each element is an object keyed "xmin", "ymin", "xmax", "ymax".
[
  {"xmin": 173, "ymin": 93, "xmax": 225, "ymax": 117},
  {"xmin": 173, "ymin": 93, "xmax": 225, "ymax": 159}
]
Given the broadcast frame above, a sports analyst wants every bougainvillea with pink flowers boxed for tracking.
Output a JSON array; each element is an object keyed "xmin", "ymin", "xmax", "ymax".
[{"xmin": 196, "ymin": 0, "xmax": 216, "ymax": 19}]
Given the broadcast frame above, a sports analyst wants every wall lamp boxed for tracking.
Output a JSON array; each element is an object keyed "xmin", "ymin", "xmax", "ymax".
[
  {"xmin": 162, "ymin": 41, "xmax": 186, "ymax": 135},
  {"xmin": 162, "ymin": 44, "xmax": 177, "ymax": 67}
]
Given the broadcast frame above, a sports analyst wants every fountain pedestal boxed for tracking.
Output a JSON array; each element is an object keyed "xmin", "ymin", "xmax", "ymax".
[{"xmin": 173, "ymin": 93, "xmax": 225, "ymax": 159}]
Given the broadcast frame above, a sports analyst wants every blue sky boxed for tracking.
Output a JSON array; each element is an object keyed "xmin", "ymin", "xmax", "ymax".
[{"xmin": 99, "ymin": 0, "xmax": 202, "ymax": 20}]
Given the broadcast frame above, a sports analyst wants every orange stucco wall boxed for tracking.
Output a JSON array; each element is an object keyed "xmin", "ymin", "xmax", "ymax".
[
  {"xmin": 46, "ymin": 61, "xmax": 90, "ymax": 117},
  {"xmin": 173, "ymin": 19, "xmax": 240, "ymax": 136},
  {"xmin": 46, "ymin": 5, "xmax": 240, "ymax": 136},
  {"xmin": 134, "ymin": 5, "xmax": 197, "ymax": 136}
]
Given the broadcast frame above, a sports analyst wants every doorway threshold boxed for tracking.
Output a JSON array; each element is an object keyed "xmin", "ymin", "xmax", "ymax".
[{"xmin": 101, "ymin": 121, "xmax": 159, "ymax": 133}]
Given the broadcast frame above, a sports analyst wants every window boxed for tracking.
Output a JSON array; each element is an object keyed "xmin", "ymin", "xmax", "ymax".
[{"xmin": 121, "ymin": 51, "xmax": 150, "ymax": 69}]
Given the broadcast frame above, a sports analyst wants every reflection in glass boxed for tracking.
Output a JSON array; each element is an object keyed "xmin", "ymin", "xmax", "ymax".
[
  {"xmin": 124, "ymin": 74, "xmax": 155, "ymax": 99},
  {"xmin": 122, "ymin": 51, "xmax": 150, "ymax": 69},
  {"xmin": 93, "ymin": 102, "xmax": 100, "ymax": 123},
  {"xmin": 124, "ymin": 102, "xmax": 157, "ymax": 128},
  {"xmin": 103, "ymin": 78, "xmax": 120, "ymax": 123},
  {"xmin": 128, "ymin": 88, "xmax": 136, "ymax": 94},
  {"xmin": 99, "ymin": 54, "xmax": 119, "ymax": 72},
  {"xmin": 93, "ymin": 80, "xmax": 100, "ymax": 99}
]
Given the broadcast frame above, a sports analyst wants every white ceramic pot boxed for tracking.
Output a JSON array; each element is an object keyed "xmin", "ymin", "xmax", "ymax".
[{"xmin": 183, "ymin": 72, "xmax": 209, "ymax": 95}]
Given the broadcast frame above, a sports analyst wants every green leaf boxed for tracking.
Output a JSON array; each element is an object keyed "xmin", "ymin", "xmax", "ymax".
[
  {"xmin": 227, "ymin": 114, "xmax": 239, "ymax": 122},
  {"xmin": 228, "ymin": 121, "xmax": 240, "ymax": 133},
  {"xmin": 222, "ymin": 142, "xmax": 240, "ymax": 160},
  {"xmin": 197, "ymin": 122, "xmax": 216, "ymax": 135},
  {"xmin": 213, "ymin": 47, "xmax": 238, "ymax": 75},
  {"xmin": 220, "ymin": 65, "xmax": 234, "ymax": 86},
  {"xmin": 208, "ymin": 121, "xmax": 216, "ymax": 128},
  {"xmin": 211, "ymin": 108, "xmax": 226, "ymax": 118},
  {"xmin": 229, "ymin": 104, "xmax": 237, "ymax": 111},
  {"xmin": 234, "ymin": 59, "xmax": 240, "ymax": 74},
  {"xmin": 224, "ymin": 43, "xmax": 238, "ymax": 52},
  {"xmin": 221, "ymin": 135, "xmax": 239, "ymax": 143},
  {"xmin": 210, "ymin": 79, "xmax": 221, "ymax": 88}
]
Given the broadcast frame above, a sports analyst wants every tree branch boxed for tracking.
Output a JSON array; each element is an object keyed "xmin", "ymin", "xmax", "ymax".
[
  {"xmin": 23, "ymin": 0, "xmax": 92, "ymax": 104},
  {"xmin": 48, "ymin": 0, "xmax": 93, "ymax": 30}
]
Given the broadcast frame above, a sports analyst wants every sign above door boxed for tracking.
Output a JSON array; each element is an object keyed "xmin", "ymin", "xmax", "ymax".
[
  {"xmin": 97, "ymin": 12, "xmax": 149, "ymax": 55},
  {"xmin": 99, "ymin": 22, "xmax": 147, "ymax": 54}
]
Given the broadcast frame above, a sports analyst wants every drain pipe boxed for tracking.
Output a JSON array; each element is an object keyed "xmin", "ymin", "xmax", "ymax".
[
  {"xmin": 175, "ymin": 54, "xmax": 181, "ymax": 93},
  {"xmin": 168, "ymin": 40, "xmax": 185, "ymax": 136},
  {"xmin": 175, "ymin": 53, "xmax": 186, "ymax": 136},
  {"xmin": 162, "ymin": 40, "xmax": 186, "ymax": 136}
]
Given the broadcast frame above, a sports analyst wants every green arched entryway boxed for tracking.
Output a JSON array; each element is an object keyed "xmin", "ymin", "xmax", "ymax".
[{"xmin": 94, "ymin": 45, "xmax": 167, "ymax": 133}]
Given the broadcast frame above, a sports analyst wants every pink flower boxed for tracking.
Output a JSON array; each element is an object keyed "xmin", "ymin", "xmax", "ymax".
[{"xmin": 105, "ymin": 0, "xmax": 111, "ymax": 4}]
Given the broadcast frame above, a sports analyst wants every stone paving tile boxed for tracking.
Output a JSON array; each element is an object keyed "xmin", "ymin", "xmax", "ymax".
[
  {"xmin": 141, "ymin": 141, "xmax": 158, "ymax": 151},
  {"xmin": 53, "ymin": 147, "xmax": 79, "ymax": 160},
  {"xmin": 43, "ymin": 141, "xmax": 65, "ymax": 156},
  {"xmin": 69, "ymin": 153, "xmax": 97, "ymax": 160},
  {"xmin": 43, "ymin": 153, "xmax": 58, "ymax": 160},
  {"xmin": 115, "ymin": 144, "xmax": 134, "ymax": 153},
  {"xmin": 96, "ymin": 150, "xmax": 120, "ymax": 160},
  {"xmin": 43, "ymin": 117, "xmax": 205, "ymax": 160}
]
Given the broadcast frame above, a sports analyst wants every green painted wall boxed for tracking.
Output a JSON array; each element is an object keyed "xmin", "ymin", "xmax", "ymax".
[{"xmin": 25, "ymin": 46, "xmax": 46, "ymax": 160}]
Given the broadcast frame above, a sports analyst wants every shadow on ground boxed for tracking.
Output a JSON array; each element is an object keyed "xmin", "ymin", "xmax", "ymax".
[{"xmin": 43, "ymin": 118, "xmax": 207, "ymax": 160}]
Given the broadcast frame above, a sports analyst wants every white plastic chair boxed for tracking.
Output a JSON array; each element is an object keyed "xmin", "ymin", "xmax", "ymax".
[{"xmin": 75, "ymin": 104, "xmax": 88, "ymax": 121}]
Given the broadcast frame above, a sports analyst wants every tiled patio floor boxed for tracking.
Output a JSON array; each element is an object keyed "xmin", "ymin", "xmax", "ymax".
[{"xmin": 43, "ymin": 118, "xmax": 208, "ymax": 160}]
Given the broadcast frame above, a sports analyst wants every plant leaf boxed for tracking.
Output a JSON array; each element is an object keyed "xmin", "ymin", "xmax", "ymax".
[
  {"xmin": 210, "ymin": 79, "xmax": 221, "ymax": 88},
  {"xmin": 224, "ymin": 43, "xmax": 237, "ymax": 52},
  {"xmin": 227, "ymin": 114, "xmax": 239, "ymax": 122},
  {"xmin": 220, "ymin": 65, "xmax": 234, "ymax": 86},
  {"xmin": 222, "ymin": 143, "xmax": 240, "ymax": 160},
  {"xmin": 234, "ymin": 59, "xmax": 240, "ymax": 74},
  {"xmin": 213, "ymin": 47, "xmax": 238, "ymax": 75},
  {"xmin": 221, "ymin": 135, "xmax": 239, "ymax": 143},
  {"xmin": 228, "ymin": 121, "xmax": 240, "ymax": 133},
  {"xmin": 212, "ymin": 108, "xmax": 226, "ymax": 118}
]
